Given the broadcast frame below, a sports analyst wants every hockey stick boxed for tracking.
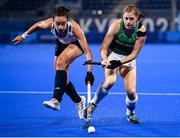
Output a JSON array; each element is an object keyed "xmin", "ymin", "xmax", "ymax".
[
  {"xmin": 83, "ymin": 61, "xmax": 102, "ymax": 65},
  {"xmin": 81, "ymin": 82, "xmax": 92, "ymax": 129},
  {"xmin": 83, "ymin": 60, "xmax": 122, "ymax": 69}
]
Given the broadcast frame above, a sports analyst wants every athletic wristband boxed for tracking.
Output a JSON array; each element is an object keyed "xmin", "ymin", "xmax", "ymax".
[{"xmin": 21, "ymin": 32, "xmax": 29, "ymax": 39}]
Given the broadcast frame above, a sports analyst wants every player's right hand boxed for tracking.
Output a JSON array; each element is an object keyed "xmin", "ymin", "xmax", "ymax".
[
  {"xmin": 12, "ymin": 35, "xmax": 24, "ymax": 45},
  {"xmin": 85, "ymin": 71, "xmax": 94, "ymax": 86}
]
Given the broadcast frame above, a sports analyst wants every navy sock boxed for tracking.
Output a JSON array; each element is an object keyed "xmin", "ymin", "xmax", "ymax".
[
  {"xmin": 64, "ymin": 81, "xmax": 81, "ymax": 103},
  {"xmin": 53, "ymin": 70, "xmax": 67, "ymax": 102}
]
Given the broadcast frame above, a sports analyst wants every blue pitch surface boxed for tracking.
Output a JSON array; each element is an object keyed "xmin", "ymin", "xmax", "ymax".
[{"xmin": 0, "ymin": 43, "xmax": 180, "ymax": 137}]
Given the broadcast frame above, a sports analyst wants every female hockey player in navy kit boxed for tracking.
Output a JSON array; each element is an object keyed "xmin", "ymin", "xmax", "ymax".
[{"xmin": 12, "ymin": 6, "xmax": 94, "ymax": 119}]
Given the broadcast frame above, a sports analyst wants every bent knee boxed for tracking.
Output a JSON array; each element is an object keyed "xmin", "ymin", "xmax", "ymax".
[
  {"xmin": 103, "ymin": 78, "xmax": 116, "ymax": 90},
  {"xmin": 56, "ymin": 58, "xmax": 68, "ymax": 70},
  {"xmin": 126, "ymin": 91, "xmax": 137, "ymax": 100}
]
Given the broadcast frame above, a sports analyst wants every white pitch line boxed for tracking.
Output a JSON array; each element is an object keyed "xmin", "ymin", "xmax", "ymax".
[{"xmin": 0, "ymin": 91, "xmax": 180, "ymax": 96}]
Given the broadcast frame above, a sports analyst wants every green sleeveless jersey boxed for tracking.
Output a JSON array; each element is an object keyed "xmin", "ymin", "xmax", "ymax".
[{"xmin": 109, "ymin": 20, "xmax": 139, "ymax": 55}]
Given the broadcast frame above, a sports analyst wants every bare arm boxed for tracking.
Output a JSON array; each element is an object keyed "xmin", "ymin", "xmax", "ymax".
[
  {"xmin": 100, "ymin": 19, "xmax": 120, "ymax": 64},
  {"xmin": 121, "ymin": 25, "xmax": 147, "ymax": 64},
  {"xmin": 72, "ymin": 20, "xmax": 93, "ymax": 72},
  {"xmin": 121, "ymin": 36, "xmax": 146, "ymax": 64},
  {"xmin": 12, "ymin": 18, "xmax": 53, "ymax": 45}
]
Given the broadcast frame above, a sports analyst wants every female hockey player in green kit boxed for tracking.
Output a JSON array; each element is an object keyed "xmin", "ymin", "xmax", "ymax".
[{"xmin": 84, "ymin": 4, "xmax": 147, "ymax": 125}]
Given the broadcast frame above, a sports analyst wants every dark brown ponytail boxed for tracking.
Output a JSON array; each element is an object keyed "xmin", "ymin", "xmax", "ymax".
[{"xmin": 52, "ymin": 6, "xmax": 70, "ymax": 19}]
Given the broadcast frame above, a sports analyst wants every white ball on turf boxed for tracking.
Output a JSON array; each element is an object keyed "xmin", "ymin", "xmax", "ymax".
[{"xmin": 88, "ymin": 126, "xmax": 95, "ymax": 134}]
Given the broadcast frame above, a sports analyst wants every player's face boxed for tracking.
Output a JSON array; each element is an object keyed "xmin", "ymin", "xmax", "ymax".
[
  {"xmin": 123, "ymin": 12, "xmax": 137, "ymax": 29},
  {"xmin": 53, "ymin": 16, "xmax": 68, "ymax": 33}
]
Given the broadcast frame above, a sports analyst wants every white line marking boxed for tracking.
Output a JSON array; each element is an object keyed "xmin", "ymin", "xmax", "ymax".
[{"xmin": 0, "ymin": 91, "xmax": 180, "ymax": 96}]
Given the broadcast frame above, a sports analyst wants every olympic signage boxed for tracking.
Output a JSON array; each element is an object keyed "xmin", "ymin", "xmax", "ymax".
[{"xmin": 78, "ymin": 17, "xmax": 180, "ymax": 33}]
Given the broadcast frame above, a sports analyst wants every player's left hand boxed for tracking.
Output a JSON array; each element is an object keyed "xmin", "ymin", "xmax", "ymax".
[
  {"xmin": 101, "ymin": 57, "xmax": 109, "ymax": 67},
  {"xmin": 85, "ymin": 71, "xmax": 94, "ymax": 86},
  {"xmin": 106, "ymin": 60, "xmax": 122, "ymax": 69}
]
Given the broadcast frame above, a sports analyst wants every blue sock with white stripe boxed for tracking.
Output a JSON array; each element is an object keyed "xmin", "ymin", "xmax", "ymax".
[
  {"xmin": 125, "ymin": 95, "xmax": 138, "ymax": 116},
  {"xmin": 91, "ymin": 83, "xmax": 108, "ymax": 105}
]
